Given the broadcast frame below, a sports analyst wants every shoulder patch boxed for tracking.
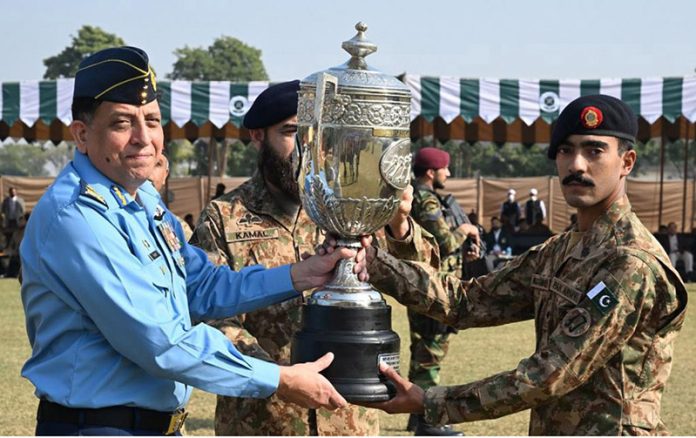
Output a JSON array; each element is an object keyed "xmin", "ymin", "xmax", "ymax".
[
  {"xmin": 561, "ymin": 307, "xmax": 592, "ymax": 337},
  {"xmin": 586, "ymin": 281, "xmax": 619, "ymax": 314},
  {"xmin": 79, "ymin": 181, "xmax": 108, "ymax": 208}
]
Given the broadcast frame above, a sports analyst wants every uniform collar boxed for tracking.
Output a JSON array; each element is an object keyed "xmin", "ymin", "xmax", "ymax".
[
  {"xmin": 73, "ymin": 150, "xmax": 160, "ymax": 211},
  {"xmin": 239, "ymin": 172, "xmax": 304, "ymax": 230},
  {"xmin": 566, "ymin": 195, "xmax": 632, "ymax": 260},
  {"xmin": 414, "ymin": 181, "xmax": 437, "ymax": 195}
]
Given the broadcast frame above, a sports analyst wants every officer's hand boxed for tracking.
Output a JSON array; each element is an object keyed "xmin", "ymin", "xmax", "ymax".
[
  {"xmin": 387, "ymin": 185, "xmax": 414, "ymax": 240},
  {"xmin": 277, "ymin": 352, "xmax": 347, "ymax": 410},
  {"xmin": 356, "ymin": 362, "xmax": 425, "ymax": 414},
  {"xmin": 295, "ymin": 235, "xmax": 372, "ymax": 289}
]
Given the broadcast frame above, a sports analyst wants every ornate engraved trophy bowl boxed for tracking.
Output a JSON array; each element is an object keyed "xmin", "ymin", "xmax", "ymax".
[{"xmin": 291, "ymin": 22, "xmax": 412, "ymax": 402}]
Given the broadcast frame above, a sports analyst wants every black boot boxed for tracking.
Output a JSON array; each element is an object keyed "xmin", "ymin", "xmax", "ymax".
[{"xmin": 413, "ymin": 415, "xmax": 463, "ymax": 436}]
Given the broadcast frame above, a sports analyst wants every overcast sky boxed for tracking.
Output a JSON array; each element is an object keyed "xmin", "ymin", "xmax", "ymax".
[{"xmin": 2, "ymin": 0, "xmax": 695, "ymax": 82}]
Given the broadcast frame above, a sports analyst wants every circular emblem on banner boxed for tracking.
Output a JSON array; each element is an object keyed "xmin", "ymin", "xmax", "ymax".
[
  {"xmin": 229, "ymin": 96, "xmax": 250, "ymax": 117},
  {"xmin": 561, "ymin": 307, "xmax": 592, "ymax": 338},
  {"xmin": 539, "ymin": 91, "xmax": 560, "ymax": 113},
  {"xmin": 580, "ymin": 106, "xmax": 603, "ymax": 129}
]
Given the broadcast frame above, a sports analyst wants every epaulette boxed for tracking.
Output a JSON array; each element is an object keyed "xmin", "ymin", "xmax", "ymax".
[
  {"xmin": 79, "ymin": 180, "xmax": 108, "ymax": 210},
  {"xmin": 111, "ymin": 185, "xmax": 129, "ymax": 207}
]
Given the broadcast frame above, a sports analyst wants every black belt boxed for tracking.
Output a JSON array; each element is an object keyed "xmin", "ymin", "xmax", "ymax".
[{"xmin": 37, "ymin": 400, "xmax": 188, "ymax": 435}]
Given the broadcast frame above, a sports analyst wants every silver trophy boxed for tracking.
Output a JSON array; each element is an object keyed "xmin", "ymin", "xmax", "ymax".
[{"xmin": 291, "ymin": 22, "xmax": 412, "ymax": 401}]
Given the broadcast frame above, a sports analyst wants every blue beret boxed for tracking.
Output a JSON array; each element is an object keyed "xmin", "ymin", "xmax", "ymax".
[
  {"xmin": 549, "ymin": 94, "xmax": 637, "ymax": 159},
  {"xmin": 73, "ymin": 46, "xmax": 157, "ymax": 106},
  {"xmin": 243, "ymin": 80, "xmax": 300, "ymax": 129}
]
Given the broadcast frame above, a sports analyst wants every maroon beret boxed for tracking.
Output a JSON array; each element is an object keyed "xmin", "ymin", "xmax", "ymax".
[{"xmin": 414, "ymin": 147, "xmax": 450, "ymax": 169}]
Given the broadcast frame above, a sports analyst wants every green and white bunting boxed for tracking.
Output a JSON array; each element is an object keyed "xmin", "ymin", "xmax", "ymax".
[
  {"xmin": 3, "ymin": 76, "xmax": 696, "ymax": 128},
  {"xmin": 1, "ymin": 79, "xmax": 73, "ymax": 126},
  {"xmin": 149, "ymin": 80, "xmax": 269, "ymax": 128},
  {"xmin": 402, "ymin": 74, "xmax": 696, "ymax": 125}
]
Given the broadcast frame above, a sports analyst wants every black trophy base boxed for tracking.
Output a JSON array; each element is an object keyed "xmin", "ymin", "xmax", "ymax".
[{"xmin": 291, "ymin": 303, "xmax": 400, "ymax": 402}]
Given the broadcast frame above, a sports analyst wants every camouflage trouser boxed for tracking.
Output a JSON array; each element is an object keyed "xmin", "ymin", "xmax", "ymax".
[
  {"xmin": 407, "ymin": 309, "xmax": 452, "ymax": 389},
  {"xmin": 214, "ymin": 393, "xmax": 380, "ymax": 436}
]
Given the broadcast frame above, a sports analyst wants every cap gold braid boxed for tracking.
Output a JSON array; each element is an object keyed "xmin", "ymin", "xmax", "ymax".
[{"xmin": 76, "ymin": 58, "xmax": 154, "ymax": 100}]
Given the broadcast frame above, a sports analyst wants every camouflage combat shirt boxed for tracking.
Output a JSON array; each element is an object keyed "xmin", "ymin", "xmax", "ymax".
[
  {"xmin": 190, "ymin": 172, "xmax": 380, "ymax": 436},
  {"xmin": 369, "ymin": 196, "xmax": 688, "ymax": 435},
  {"xmin": 411, "ymin": 183, "xmax": 466, "ymax": 275}
]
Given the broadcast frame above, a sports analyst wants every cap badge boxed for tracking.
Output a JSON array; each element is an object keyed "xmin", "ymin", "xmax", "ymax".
[{"xmin": 580, "ymin": 106, "xmax": 603, "ymax": 129}]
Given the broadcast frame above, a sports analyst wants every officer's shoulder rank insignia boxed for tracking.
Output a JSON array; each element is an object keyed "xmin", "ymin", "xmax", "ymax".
[
  {"xmin": 585, "ymin": 281, "xmax": 618, "ymax": 314},
  {"xmin": 79, "ymin": 181, "xmax": 108, "ymax": 208},
  {"xmin": 111, "ymin": 185, "xmax": 128, "ymax": 206}
]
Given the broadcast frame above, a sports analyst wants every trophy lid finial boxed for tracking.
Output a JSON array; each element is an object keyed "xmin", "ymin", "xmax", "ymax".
[{"xmin": 341, "ymin": 21, "xmax": 377, "ymax": 70}]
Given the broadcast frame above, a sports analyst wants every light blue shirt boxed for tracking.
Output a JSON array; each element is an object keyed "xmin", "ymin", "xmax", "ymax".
[{"xmin": 20, "ymin": 151, "xmax": 299, "ymax": 411}]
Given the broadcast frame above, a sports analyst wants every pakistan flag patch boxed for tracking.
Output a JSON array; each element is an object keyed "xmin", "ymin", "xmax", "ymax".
[{"xmin": 586, "ymin": 281, "xmax": 619, "ymax": 314}]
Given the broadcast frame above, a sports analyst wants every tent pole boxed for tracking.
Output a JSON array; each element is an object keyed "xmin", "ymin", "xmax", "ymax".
[
  {"xmin": 658, "ymin": 134, "xmax": 665, "ymax": 228},
  {"xmin": 682, "ymin": 120, "xmax": 690, "ymax": 232},
  {"xmin": 206, "ymin": 136, "xmax": 215, "ymax": 202}
]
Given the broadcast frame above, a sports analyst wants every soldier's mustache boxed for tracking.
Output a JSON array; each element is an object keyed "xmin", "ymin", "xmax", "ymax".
[{"xmin": 562, "ymin": 174, "xmax": 595, "ymax": 187}]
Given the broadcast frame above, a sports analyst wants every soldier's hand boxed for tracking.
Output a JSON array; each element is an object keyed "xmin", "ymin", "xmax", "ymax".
[
  {"xmin": 387, "ymin": 185, "xmax": 414, "ymax": 240},
  {"xmin": 458, "ymin": 223, "xmax": 481, "ymax": 262},
  {"xmin": 277, "ymin": 352, "xmax": 347, "ymax": 410},
  {"xmin": 356, "ymin": 362, "xmax": 425, "ymax": 414}
]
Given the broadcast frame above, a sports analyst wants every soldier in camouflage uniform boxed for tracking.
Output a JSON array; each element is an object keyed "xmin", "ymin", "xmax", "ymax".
[
  {"xmin": 361, "ymin": 95, "xmax": 688, "ymax": 435},
  {"xmin": 190, "ymin": 81, "xmax": 382, "ymax": 435},
  {"xmin": 407, "ymin": 147, "xmax": 480, "ymax": 436}
]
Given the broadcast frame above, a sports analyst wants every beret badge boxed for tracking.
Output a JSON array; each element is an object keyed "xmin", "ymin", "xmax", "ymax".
[{"xmin": 580, "ymin": 106, "xmax": 603, "ymax": 129}]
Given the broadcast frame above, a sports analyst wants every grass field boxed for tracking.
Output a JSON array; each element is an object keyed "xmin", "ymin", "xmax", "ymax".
[{"xmin": 1, "ymin": 278, "xmax": 694, "ymax": 435}]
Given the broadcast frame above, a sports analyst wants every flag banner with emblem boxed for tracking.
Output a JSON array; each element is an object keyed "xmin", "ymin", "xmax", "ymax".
[
  {"xmin": 585, "ymin": 281, "xmax": 619, "ymax": 314},
  {"xmin": 2, "ymin": 76, "xmax": 696, "ymax": 129},
  {"xmin": 402, "ymin": 75, "xmax": 696, "ymax": 125}
]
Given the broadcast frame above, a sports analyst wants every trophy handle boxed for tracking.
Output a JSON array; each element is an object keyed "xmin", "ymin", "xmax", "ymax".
[{"xmin": 313, "ymin": 73, "xmax": 339, "ymax": 157}]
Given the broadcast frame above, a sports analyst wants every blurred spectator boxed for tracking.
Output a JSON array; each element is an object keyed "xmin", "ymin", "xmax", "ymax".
[
  {"xmin": 526, "ymin": 217, "xmax": 553, "ymax": 238},
  {"xmin": 500, "ymin": 188, "xmax": 521, "ymax": 233},
  {"xmin": 3, "ymin": 212, "xmax": 29, "ymax": 278},
  {"xmin": 484, "ymin": 216, "xmax": 510, "ymax": 272},
  {"xmin": 149, "ymin": 155, "xmax": 192, "ymax": 241},
  {"xmin": 659, "ymin": 222, "xmax": 693, "ymax": 281},
  {"xmin": 214, "ymin": 183, "xmax": 227, "ymax": 199},
  {"xmin": 184, "ymin": 214, "xmax": 196, "ymax": 233},
  {"xmin": 2, "ymin": 187, "xmax": 25, "ymax": 249},
  {"xmin": 524, "ymin": 188, "xmax": 546, "ymax": 226},
  {"xmin": 467, "ymin": 210, "xmax": 486, "ymax": 238}
]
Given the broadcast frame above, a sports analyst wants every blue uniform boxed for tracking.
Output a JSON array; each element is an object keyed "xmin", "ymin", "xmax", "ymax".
[{"xmin": 21, "ymin": 150, "xmax": 298, "ymax": 412}]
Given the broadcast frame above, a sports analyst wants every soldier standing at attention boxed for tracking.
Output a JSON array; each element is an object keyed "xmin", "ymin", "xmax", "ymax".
[
  {"xmin": 406, "ymin": 147, "xmax": 479, "ymax": 436},
  {"xmin": 191, "ymin": 81, "xmax": 385, "ymax": 435},
  {"xmin": 362, "ymin": 95, "xmax": 688, "ymax": 435}
]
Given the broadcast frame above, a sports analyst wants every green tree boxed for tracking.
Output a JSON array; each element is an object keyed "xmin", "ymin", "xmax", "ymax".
[
  {"xmin": 0, "ymin": 144, "xmax": 51, "ymax": 176},
  {"xmin": 227, "ymin": 141, "xmax": 258, "ymax": 176},
  {"xmin": 43, "ymin": 25, "xmax": 125, "ymax": 79},
  {"xmin": 169, "ymin": 36, "xmax": 268, "ymax": 81}
]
